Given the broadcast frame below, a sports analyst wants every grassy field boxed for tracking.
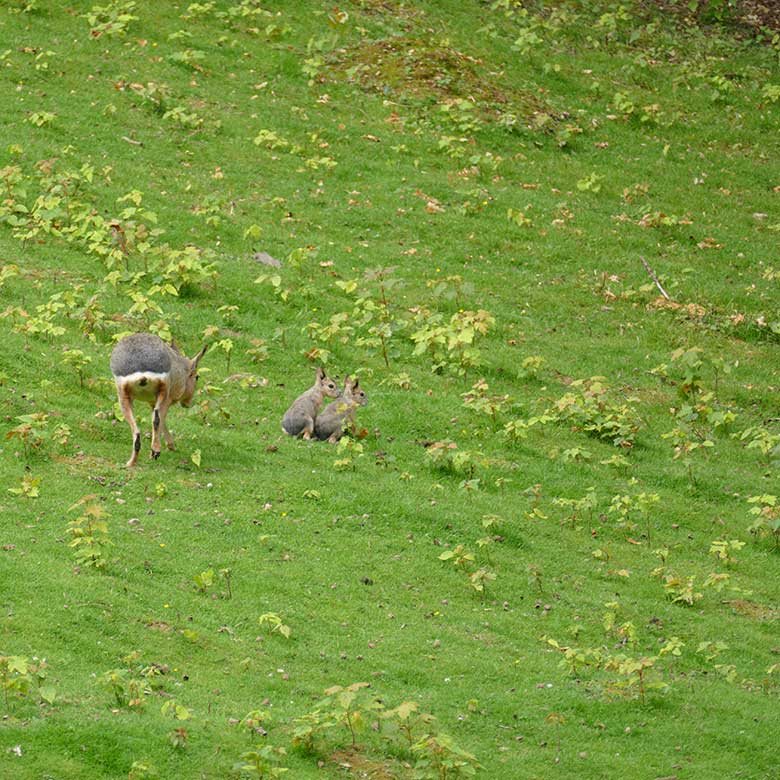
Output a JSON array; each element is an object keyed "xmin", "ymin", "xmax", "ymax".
[{"xmin": 1, "ymin": 1, "xmax": 780, "ymax": 778}]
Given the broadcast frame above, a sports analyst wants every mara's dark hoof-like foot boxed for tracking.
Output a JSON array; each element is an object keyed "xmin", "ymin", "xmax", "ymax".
[{"xmin": 151, "ymin": 449, "xmax": 161, "ymax": 460}]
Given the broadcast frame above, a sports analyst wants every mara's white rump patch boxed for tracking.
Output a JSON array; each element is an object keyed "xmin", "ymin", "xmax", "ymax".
[
  {"xmin": 115, "ymin": 372, "xmax": 170, "ymax": 402},
  {"xmin": 114, "ymin": 371, "xmax": 170, "ymax": 385}
]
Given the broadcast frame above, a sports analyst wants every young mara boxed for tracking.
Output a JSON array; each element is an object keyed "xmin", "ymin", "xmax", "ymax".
[
  {"xmin": 281, "ymin": 367, "xmax": 339, "ymax": 439},
  {"xmin": 110, "ymin": 333, "xmax": 207, "ymax": 467},
  {"xmin": 313, "ymin": 375, "xmax": 368, "ymax": 443}
]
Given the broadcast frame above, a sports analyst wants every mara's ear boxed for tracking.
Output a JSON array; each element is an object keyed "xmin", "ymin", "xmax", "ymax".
[
  {"xmin": 352, "ymin": 377, "xmax": 360, "ymax": 390},
  {"xmin": 316, "ymin": 367, "xmax": 326, "ymax": 381},
  {"xmin": 191, "ymin": 344, "xmax": 208, "ymax": 369},
  {"xmin": 343, "ymin": 375, "xmax": 353, "ymax": 390}
]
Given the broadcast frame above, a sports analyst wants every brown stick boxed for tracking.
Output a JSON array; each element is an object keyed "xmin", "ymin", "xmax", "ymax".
[{"xmin": 640, "ymin": 256, "xmax": 671, "ymax": 300}]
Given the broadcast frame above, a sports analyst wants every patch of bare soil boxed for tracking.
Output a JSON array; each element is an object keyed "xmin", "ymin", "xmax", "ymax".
[
  {"xmin": 722, "ymin": 599, "xmax": 780, "ymax": 620},
  {"xmin": 329, "ymin": 747, "xmax": 411, "ymax": 779}
]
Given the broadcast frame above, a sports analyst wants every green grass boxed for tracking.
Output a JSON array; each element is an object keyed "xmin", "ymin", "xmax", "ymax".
[{"xmin": 1, "ymin": 1, "xmax": 780, "ymax": 778}]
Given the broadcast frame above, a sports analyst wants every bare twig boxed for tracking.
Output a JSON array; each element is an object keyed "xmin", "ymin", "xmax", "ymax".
[
  {"xmin": 640, "ymin": 256, "xmax": 671, "ymax": 300},
  {"xmin": 121, "ymin": 136, "xmax": 143, "ymax": 146}
]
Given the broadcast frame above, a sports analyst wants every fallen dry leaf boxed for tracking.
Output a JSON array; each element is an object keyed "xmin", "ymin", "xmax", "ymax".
[{"xmin": 697, "ymin": 237, "xmax": 723, "ymax": 250}]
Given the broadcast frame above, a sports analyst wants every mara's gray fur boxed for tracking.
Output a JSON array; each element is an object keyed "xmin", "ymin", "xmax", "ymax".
[
  {"xmin": 110, "ymin": 333, "xmax": 173, "ymax": 376},
  {"xmin": 313, "ymin": 376, "xmax": 367, "ymax": 443},
  {"xmin": 281, "ymin": 367, "xmax": 339, "ymax": 439},
  {"xmin": 110, "ymin": 333, "xmax": 207, "ymax": 467}
]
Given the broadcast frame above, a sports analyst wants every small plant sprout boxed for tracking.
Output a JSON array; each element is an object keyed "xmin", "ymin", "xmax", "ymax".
[
  {"xmin": 662, "ymin": 426, "xmax": 714, "ymax": 486},
  {"xmin": 239, "ymin": 709, "xmax": 271, "ymax": 738},
  {"xmin": 458, "ymin": 477, "xmax": 481, "ymax": 498},
  {"xmin": 0, "ymin": 655, "xmax": 55, "ymax": 712},
  {"xmin": 161, "ymin": 699, "xmax": 192, "ymax": 721},
  {"xmin": 519, "ymin": 355, "xmax": 546, "ymax": 379},
  {"xmin": 217, "ymin": 304, "xmax": 239, "ymax": 323},
  {"xmin": 468, "ymin": 567, "xmax": 496, "ymax": 597},
  {"xmin": 66, "ymin": 497, "xmax": 112, "ymax": 569},
  {"xmin": 243, "ymin": 224, "xmax": 263, "ymax": 240},
  {"xmin": 128, "ymin": 761, "xmax": 158, "ymax": 780},
  {"xmin": 246, "ymin": 338, "xmax": 269, "ymax": 364},
  {"xmin": 461, "ymin": 379, "xmax": 510, "ymax": 426},
  {"xmin": 233, "ymin": 745, "xmax": 289, "ymax": 778},
  {"xmin": 553, "ymin": 487, "xmax": 597, "ymax": 528},
  {"xmin": 544, "ymin": 637, "xmax": 603, "ymax": 677},
  {"xmin": 193, "ymin": 568, "xmax": 215, "ymax": 593},
  {"xmin": 592, "ymin": 547, "xmax": 611, "ymax": 564},
  {"xmin": 438, "ymin": 544, "xmax": 475, "ymax": 570},
  {"xmin": 169, "ymin": 727, "xmax": 189, "ymax": 751},
  {"xmin": 411, "ymin": 308, "xmax": 495, "ymax": 376},
  {"xmin": 219, "ymin": 568, "xmax": 233, "ymax": 599},
  {"xmin": 482, "ymin": 514, "xmax": 506, "ymax": 536},
  {"xmin": 333, "ymin": 437, "xmax": 364, "ymax": 471},
  {"xmin": 545, "ymin": 712, "xmax": 565, "ymax": 763},
  {"xmin": 360, "ymin": 265, "xmax": 404, "ymax": 368},
  {"xmin": 382, "ymin": 700, "xmax": 436, "ymax": 751},
  {"xmin": 576, "ymin": 172, "xmax": 603, "ymax": 192},
  {"xmin": 527, "ymin": 564, "xmax": 543, "ymax": 593},
  {"xmin": 697, "ymin": 641, "xmax": 728, "ymax": 662},
  {"xmin": 425, "ymin": 440, "xmax": 480, "ymax": 478},
  {"xmin": 659, "ymin": 636, "xmax": 684, "ymax": 659},
  {"xmin": 385, "ymin": 372, "xmax": 413, "ymax": 390},
  {"xmin": 507, "ymin": 206, "xmax": 533, "ymax": 227},
  {"xmin": 560, "ymin": 446, "xmax": 592, "ymax": 464},
  {"xmin": 83, "ymin": 0, "xmax": 138, "ymax": 37},
  {"xmin": 98, "ymin": 668, "xmax": 145, "ymax": 709},
  {"xmin": 737, "ymin": 426, "xmax": 780, "ymax": 466},
  {"xmin": 6, "ymin": 413, "xmax": 51, "ymax": 457},
  {"xmin": 608, "ymin": 492, "xmax": 659, "ymax": 538},
  {"xmin": 702, "ymin": 572, "xmax": 732, "ymax": 593},
  {"xmin": 217, "ymin": 337, "xmax": 234, "ymax": 372},
  {"xmin": 476, "ymin": 534, "xmax": 495, "ymax": 563},
  {"xmin": 709, "ymin": 539, "xmax": 745, "ymax": 565},
  {"xmin": 522, "ymin": 483, "xmax": 547, "ymax": 520},
  {"xmin": 662, "ymin": 574, "xmax": 702, "ymax": 606},
  {"xmin": 411, "ymin": 732, "xmax": 481, "ymax": 779},
  {"xmin": 603, "ymin": 655, "xmax": 666, "ymax": 703},
  {"xmin": 746, "ymin": 495, "xmax": 780, "ymax": 550},
  {"xmin": 61, "ymin": 348, "xmax": 92, "ymax": 386},
  {"xmin": 258, "ymin": 613, "xmax": 291, "ymax": 639},
  {"xmin": 28, "ymin": 111, "xmax": 56, "ymax": 127},
  {"xmin": 426, "ymin": 274, "xmax": 474, "ymax": 308}
]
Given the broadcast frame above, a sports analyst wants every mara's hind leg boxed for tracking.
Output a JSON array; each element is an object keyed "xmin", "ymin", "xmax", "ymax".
[
  {"xmin": 151, "ymin": 384, "xmax": 170, "ymax": 459},
  {"xmin": 301, "ymin": 417, "xmax": 315, "ymax": 440},
  {"xmin": 117, "ymin": 383, "xmax": 141, "ymax": 468},
  {"xmin": 161, "ymin": 418, "xmax": 176, "ymax": 451}
]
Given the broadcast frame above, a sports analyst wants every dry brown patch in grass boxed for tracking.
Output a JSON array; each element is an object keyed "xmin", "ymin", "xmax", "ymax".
[
  {"xmin": 326, "ymin": 35, "xmax": 547, "ymax": 118},
  {"xmin": 145, "ymin": 620, "xmax": 174, "ymax": 632},
  {"xmin": 647, "ymin": 297, "xmax": 707, "ymax": 318},
  {"xmin": 723, "ymin": 599, "xmax": 780, "ymax": 620},
  {"xmin": 350, "ymin": 0, "xmax": 421, "ymax": 22},
  {"xmin": 330, "ymin": 747, "xmax": 410, "ymax": 779}
]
